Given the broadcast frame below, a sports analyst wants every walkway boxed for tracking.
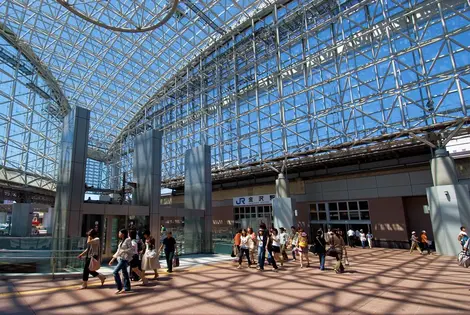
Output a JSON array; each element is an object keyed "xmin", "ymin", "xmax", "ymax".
[{"xmin": 1, "ymin": 248, "xmax": 469, "ymax": 314}]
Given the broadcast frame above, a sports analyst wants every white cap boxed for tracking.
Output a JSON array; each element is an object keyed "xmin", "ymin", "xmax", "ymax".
[{"xmin": 412, "ymin": 231, "xmax": 416, "ymax": 234}]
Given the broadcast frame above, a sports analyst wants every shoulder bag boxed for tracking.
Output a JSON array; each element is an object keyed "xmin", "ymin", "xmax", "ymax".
[
  {"xmin": 326, "ymin": 236, "xmax": 338, "ymax": 258},
  {"xmin": 89, "ymin": 243, "xmax": 101, "ymax": 272}
]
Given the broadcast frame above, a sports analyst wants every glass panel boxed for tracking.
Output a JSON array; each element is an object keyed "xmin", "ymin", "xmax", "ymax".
[
  {"xmin": 359, "ymin": 201, "xmax": 369, "ymax": 210},
  {"xmin": 329, "ymin": 203, "xmax": 338, "ymax": 211},
  {"xmin": 234, "ymin": 207, "xmax": 239, "ymax": 213},
  {"xmin": 360, "ymin": 211, "xmax": 370, "ymax": 220},
  {"xmin": 310, "ymin": 204, "xmax": 317, "ymax": 212},
  {"xmin": 348, "ymin": 202, "xmax": 358, "ymax": 210},
  {"xmin": 310, "ymin": 212, "xmax": 318, "ymax": 221},
  {"xmin": 318, "ymin": 203, "xmax": 326, "ymax": 211},
  {"xmin": 318, "ymin": 212, "xmax": 327, "ymax": 220},
  {"xmin": 349, "ymin": 211, "xmax": 360, "ymax": 220},
  {"xmin": 339, "ymin": 212, "xmax": 348, "ymax": 220},
  {"xmin": 338, "ymin": 202, "xmax": 347, "ymax": 210},
  {"xmin": 329, "ymin": 211, "xmax": 339, "ymax": 220}
]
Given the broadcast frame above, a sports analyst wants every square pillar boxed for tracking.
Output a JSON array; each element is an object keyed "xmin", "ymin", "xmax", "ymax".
[
  {"xmin": 184, "ymin": 145, "xmax": 212, "ymax": 253},
  {"xmin": 272, "ymin": 197, "xmax": 296, "ymax": 230},
  {"xmin": 53, "ymin": 107, "xmax": 90, "ymax": 245},
  {"xmin": 133, "ymin": 130, "xmax": 162, "ymax": 244},
  {"xmin": 427, "ymin": 184, "xmax": 470, "ymax": 255}
]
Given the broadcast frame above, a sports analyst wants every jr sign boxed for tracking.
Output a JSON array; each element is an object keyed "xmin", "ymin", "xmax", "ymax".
[{"xmin": 233, "ymin": 194, "xmax": 276, "ymax": 206}]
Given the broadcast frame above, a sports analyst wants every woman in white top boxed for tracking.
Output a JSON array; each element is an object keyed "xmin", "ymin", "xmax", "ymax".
[
  {"xmin": 129, "ymin": 230, "xmax": 146, "ymax": 285},
  {"xmin": 359, "ymin": 229, "xmax": 367, "ymax": 249},
  {"xmin": 141, "ymin": 230, "xmax": 160, "ymax": 282},
  {"xmin": 366, "ymin": 232, "xmax": 373, "ymax": 248},
  {"xmin": 109, "ymin": 229, "xmax": 133, "ymax": 294},
  {"xmin": 247, "ymin": 227, "xmax": 257, "ymax": 264},
  {"xmin": 270, "ymin": 229, "xmax": 280, "ymax": 271},
  {"xmin": 77, "ymin": 229, "xmax": 106, "ymax": 289},
  {"xmin": 237, "ymin": 229, "xmax": 252, "ymax": 269},
  {"xmin": 279, "ymin": 227, "xmax": 288, "ymax": 266}
]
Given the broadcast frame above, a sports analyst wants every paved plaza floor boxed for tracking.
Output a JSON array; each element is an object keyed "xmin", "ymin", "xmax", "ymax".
[{"xmin": 1, "ymin": 248, "xmax": 470, "ymax": 314}]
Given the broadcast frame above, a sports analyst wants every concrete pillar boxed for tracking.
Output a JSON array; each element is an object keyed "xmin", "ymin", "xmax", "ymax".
[
  {"xmin": 10, "ymin": 203, "xmax": 33, "ymax": 237},
  {"xmin": 276, "ymin": 173, "xmax": 290, "ymax": 198},
  {"xmin": 426, "ymin": 148, "xmax": 470, "ymax": 256},
  {"xmin": 184, "ymin": 145, "xmax": 212, "ymax": 253},
  {"xmin": 133, "ymin": 130, "xmax": 162, "ymax": 245},
  {"xmin": 272, "ymin": 198, "xmax": 296, "ymax": 231},
  {"xmin": 53, "ymin": 107, "xmax": 90, "ymax": 247}
]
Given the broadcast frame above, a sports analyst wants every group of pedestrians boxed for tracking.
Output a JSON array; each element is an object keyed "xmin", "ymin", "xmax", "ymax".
[
  {"xmin": 233, "ymin": 224, "xmax": 348, "ymax": 273},
  {"xmin": 347, "ymin": 228, "xmax": 373, "ymax": 249},
  {"xmin": 78, "ymin": 228, "xmax": 177, "ymax": 294},
  {"xmin": 409, "ymin": 230, "xmax": 431, "ymax": 255}
]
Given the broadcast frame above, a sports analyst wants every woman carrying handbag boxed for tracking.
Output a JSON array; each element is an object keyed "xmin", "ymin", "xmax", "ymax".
[
  {"xmin": 77, "ymin": 229, "xmax": 106, "ymax": 289},
  {"xmin": 141, "ymin": 230, "xmax": 160, "ymax": 282}
]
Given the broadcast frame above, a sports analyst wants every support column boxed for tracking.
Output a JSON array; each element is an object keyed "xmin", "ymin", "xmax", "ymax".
[
  {"xmin": 184, "ymin": 145, "xmax": 212, "ymax": 253},
  {"xmin": 133, "ymin": 130, "xmax": 162, "ymax": 245},
  {"xmin": 53, "ymin": 107, "xmax": 90, "ymax": 247},
  {"xmin": 10, "ymin": 204, "xmax": 33, "ymax": 236},
  {"xmin": 426, "ymin": 148, "xmax": 470, "ymax": 255},
  {"xmin": 272, "ymin": 173, "xmax": 296, "ymax": 230}
]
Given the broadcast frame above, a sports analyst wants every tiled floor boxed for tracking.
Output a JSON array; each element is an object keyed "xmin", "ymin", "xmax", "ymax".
[{"xmin": 1, "ymin": 248, "xmax": 469, "ymax": 314}]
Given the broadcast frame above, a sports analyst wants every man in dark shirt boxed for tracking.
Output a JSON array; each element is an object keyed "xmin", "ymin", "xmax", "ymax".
[{"xmin": 159, "ymin": 231, "xmax": 176, "ymax": 273}]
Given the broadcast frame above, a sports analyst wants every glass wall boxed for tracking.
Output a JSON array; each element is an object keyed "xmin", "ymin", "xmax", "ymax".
[
  {"xmin": 0, "ymin": 35, "xmax": 62, "ymax": 190},
  {"xmin": 115, "ymin": 0, "xmax": 470, "ymax": 185}
]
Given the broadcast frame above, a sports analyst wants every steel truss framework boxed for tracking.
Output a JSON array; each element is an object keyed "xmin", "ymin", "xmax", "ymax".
[
  {"xmin": 0, "ymin": 0, "xmax": 275, "ymax": 191},
  {"xmin": 0, "ymin": 25, "xmax": 64, "ymax": 191},
  {"xmin": 110, "ymin": 0, "xmax": 470, "ymax": 188}
]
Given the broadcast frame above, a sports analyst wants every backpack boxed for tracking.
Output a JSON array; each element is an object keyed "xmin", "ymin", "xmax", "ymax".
[{"xmin": 461, "ymin": 235, "xmax": 469, "ymax": 247}]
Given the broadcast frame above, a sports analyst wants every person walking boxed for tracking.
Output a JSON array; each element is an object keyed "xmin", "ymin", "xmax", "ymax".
[
  {"xmin": 330, "ymin": 229, "xmax": 346, "ymax": 273},
  {"xmin": 233, "ymin": 229, "xmax": 242, "ymax": 259},
  {"xmin": 290, "ymin": 226, "xmax": 299, "ymax": 261},
  {"xmin": 366, "ymin": 231, "xmax": 373, "ymax": 249},
  {"xmin": 247, "ymin": 227, "xmax": 257, "ymax": 264},
  {"xmin": 77, "ymin": 229, "xmax": 106, "ymax": 289},
  {"xmin": 420, "ymin": 230, "xmax": 431, "ymax": 255},
  {"xmin": 129, "ymin": 229, "xmax": 145, "ymax": 283},
  {"xmin": 409, "ymin": 231, "xmax": 423, "ymax": 254},
  {"xmin": 257, "ymin": 229, "xmax": 267, "ymax": 271},
  {"xmin": 270, "ymin": 229, "xmax": 280, "ymax": 271},
  {"xmin": 279, "ymin": 227, "xmax": 288, "ymax": 265},
  {"xmin": 458, "ymin": 226, "xmax": 468, "ymax": 250},
  {"xmin": 109, "ymin": 229, "xmax": 132, "ymax": 294},
  {"xmin": 237, "ymin": 229, "xmax": 252, "ymax": 269},
  {"xmin": 355, "ymin": 229, "xmax": 360, "ymax": 247},
  {"xmin": 359, "ymin": 229, "xmax": 367, "ymax": 249},
  {"xmin": 159, "ymin": 231, "xmax": 177, "ymax": 273},
  {"xmin": 298, "ymin": 228, "xmax": 310, "ymax": 268},
  {"xmin": 141, "ymin": 230, "xmax": 159, "ymax": 279},
  {"xmin": 314, "ymin": 229, "xmax": 326, "ymax": 271},
  {"xmin": 347, "ymin": 228, "xmax": 355, "ymax": 248}
]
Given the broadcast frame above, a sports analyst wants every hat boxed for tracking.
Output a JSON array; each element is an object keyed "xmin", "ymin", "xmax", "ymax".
[
  {"xmin": 412, "ymin": 231, "xmax": 416, "ymax": 234},
  {"xmin": 422, "ymin": 230, "xmax": 426, "ymax": 233},
  {"xmin": 360, "ymin": 229, "xmax": 363, "ymax": 232},
  {"xmin": 301, "ymin": 232, "xmax": 307, "ymax": 237}
]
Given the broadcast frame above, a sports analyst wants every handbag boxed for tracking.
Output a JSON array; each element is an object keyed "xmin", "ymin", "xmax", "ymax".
[
  {"xmin": 89, "ymin": 256, "xmax": 101, "ymax": 271},
  {"xmin": 173, "ymin": 254, "xmax": 180, "ymax": 267},
  {"xmin": 145, "ymin": 249, "xmax": 157, "ymax": 259},
  {"xmin": 326, "ymin": 236, "xmax": 338, "ymax": 258},
  {"xmin": 458, "ymin": 251, "xmax": 470, "ymax": 268},
  {"xmin": 88, "ymin": 243, "xmax": 101, "ymax": 271}
]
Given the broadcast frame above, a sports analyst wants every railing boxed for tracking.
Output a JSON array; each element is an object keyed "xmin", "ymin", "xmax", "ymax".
[
  {"xmin": 0, "ymin": 236, "xmax": 87, "ymax": 276},
  {"xmin": 0, "ymin": 233, "xmax": 235, "ymax": 276}
]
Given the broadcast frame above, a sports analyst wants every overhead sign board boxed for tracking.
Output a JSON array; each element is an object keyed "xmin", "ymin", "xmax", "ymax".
[{"xmin": 233, "ymin": 194, "xmax": 276, "ymax": 206}]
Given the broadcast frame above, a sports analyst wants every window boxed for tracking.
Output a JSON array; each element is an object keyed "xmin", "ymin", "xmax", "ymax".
[{"xmin": 310, "ymin": 200, "xmax": 370, "ymax": 222}]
